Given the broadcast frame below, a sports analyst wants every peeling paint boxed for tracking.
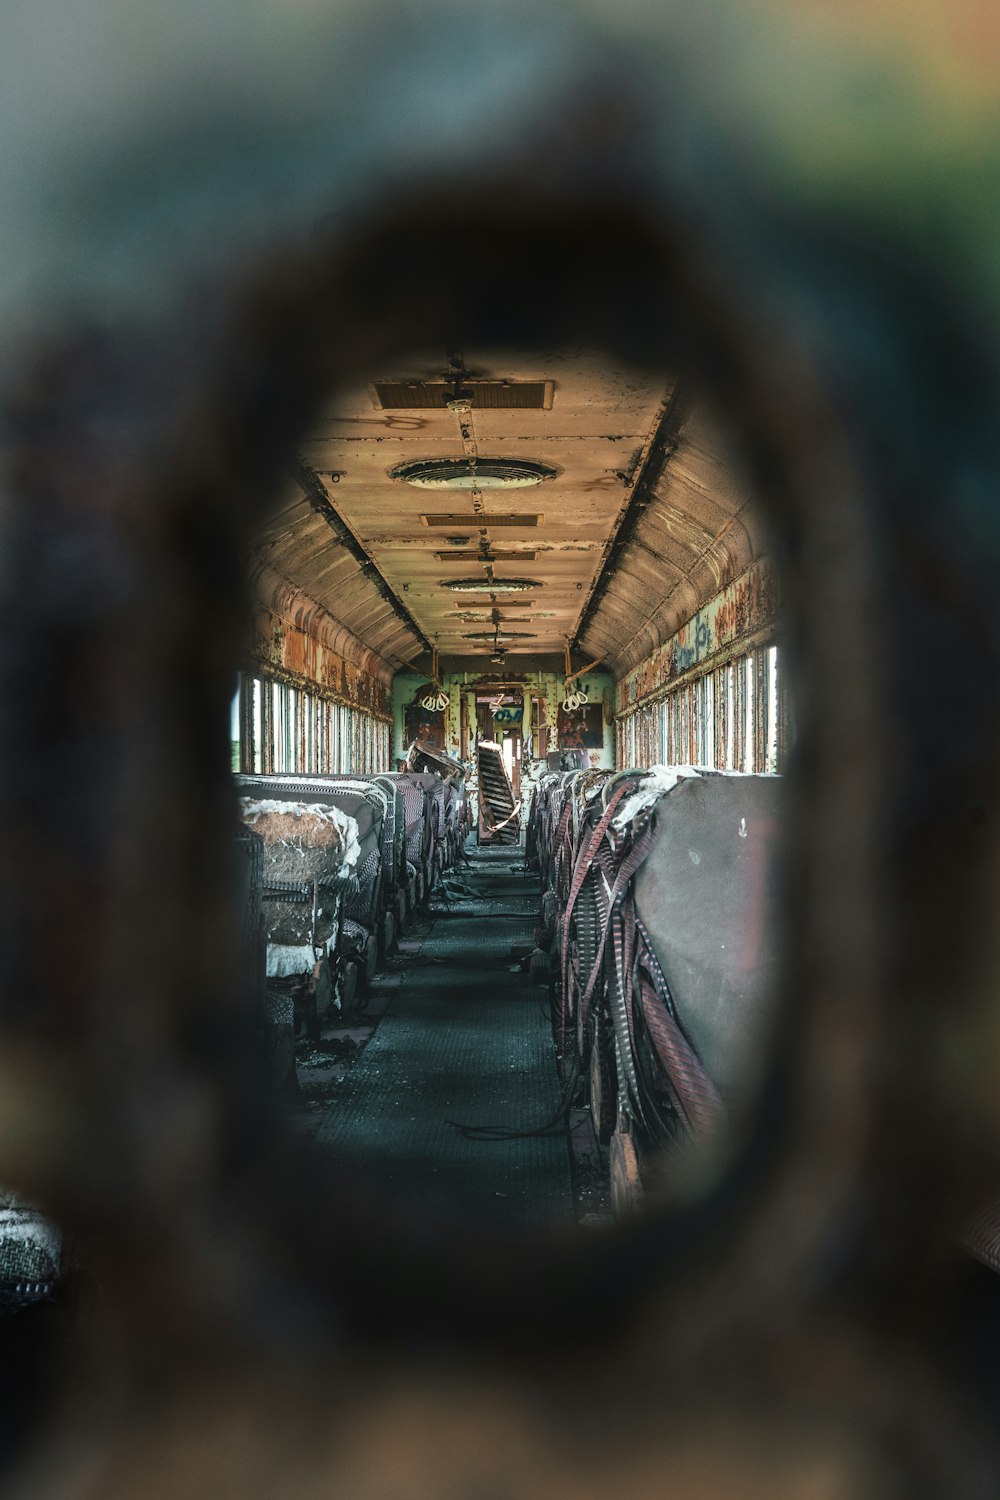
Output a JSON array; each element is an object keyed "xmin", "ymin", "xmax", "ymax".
[
  {"xmin": 249, "ymin": 563, "xmax": 392, "ymax": 718},
  {"xmin": 617, "ymin": 559, "xmax": 780, "ymax": 714}
]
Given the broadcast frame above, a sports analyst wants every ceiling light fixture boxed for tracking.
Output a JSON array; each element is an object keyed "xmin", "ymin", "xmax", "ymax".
[
  {"xmin": 442, "ymin": 578, "xmax": 539, "ymax": 593},
  {"xmin": 462, "ymin": 631, "xmax": 535, "ymax": 640},
  {"xmin": 392, "ymin": 458, "xmax": 556, "ymax": 489}
]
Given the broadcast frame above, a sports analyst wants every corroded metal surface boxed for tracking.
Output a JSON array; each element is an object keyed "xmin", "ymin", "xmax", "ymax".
[
  {"xmin": 579, "ymin": 405, "xmax": 770, "ymax": 677},
  {"xmin": 248, "ymin": 561, "xmax": 393, "ymax": 715},
  {"xmin": 261, "ymin": 354, "xmax": 670, "ymax": 663},
  {"xmin": 617, "ymin": 558, "xmax": 781, "ymax": 714}
]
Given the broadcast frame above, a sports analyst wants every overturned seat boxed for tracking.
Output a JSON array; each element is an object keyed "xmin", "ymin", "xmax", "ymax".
[
  {"xmin": 630, "ymin": 772, "xmax": 782, "ymax": 1109},
  {"xmin": 477, "ymin": 740, "xmax": 519, "ymax": 845}
]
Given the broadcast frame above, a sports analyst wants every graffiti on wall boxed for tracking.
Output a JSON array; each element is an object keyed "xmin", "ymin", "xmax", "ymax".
[
  {"xmin": 493, "ymin": 704, "xmax": 523, "ymax": 725},
  {"xmin": 618, "ymin": 559, "xmax": 779, "ymax": 713}
]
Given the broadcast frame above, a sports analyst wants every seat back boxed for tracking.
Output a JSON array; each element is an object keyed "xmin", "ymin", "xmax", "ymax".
[
  {"xmin": 239, "ymin": 791, "xmax": 361, "ymax": 952},
  {"xmin": 390, "ymin": 771, "xmax": 449, "ymax": 881},
  {"xmin": 236, "ymin": 775, "xmax": 383, "ymax": 933},
  {"xmin": 631, "ymin": 772, "xmax": 782, "ymax": 1103},
  {"xmin": 380, "ymin": 772, "xmax": 434, "ymax": 876}
]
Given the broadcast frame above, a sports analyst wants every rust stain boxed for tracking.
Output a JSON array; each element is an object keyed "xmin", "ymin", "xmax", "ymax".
[
  {"xmin": 248, "ymin": 567, "xmax": 392, "ymax": 718},
  {"xmin": 618, "ymin": 559, "xmax": 780, "ymax": 713}
]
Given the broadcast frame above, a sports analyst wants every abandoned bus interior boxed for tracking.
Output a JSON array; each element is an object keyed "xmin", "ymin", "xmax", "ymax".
[
  {"xmin": 230, "ymin": 352, "xmax": 783, "ymax": 1228},
  {"xmin": 4, "ymin": 4, "xmax": 1000, "ymax": 1497}
]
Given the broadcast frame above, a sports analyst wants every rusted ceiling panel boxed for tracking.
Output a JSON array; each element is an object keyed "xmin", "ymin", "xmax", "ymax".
[
  {"xmin": 248, "ymin": 563, "xmax": 396, "ymax": 685},
  {"xmin": 285, "ymin": 350, "xmax": 670, "ymax": 663},
  {"xmin": 370, "ymin": 380, "xmax": 553, "ymax": 409},
  {"xmin": 248, "ymin": 354, "xmax": 764, "ymax": 680},
  {"xmin": 576, "ymin": 405, "xmax": 764, "ymax": 676},
  {"xmin": 246, "ymin": 477, "xmax": 427, "ymax": 672}
]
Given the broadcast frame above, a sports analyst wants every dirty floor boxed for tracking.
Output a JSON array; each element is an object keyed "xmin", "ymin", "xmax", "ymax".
[{"xmin": 303, "ymin": 843, "xmax": 582, "ymax": 1231}]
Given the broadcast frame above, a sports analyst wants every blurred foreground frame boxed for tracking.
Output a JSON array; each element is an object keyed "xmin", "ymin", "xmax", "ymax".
[{"xmin": 2, "ymin": 2, "xmax": 1000, "ymax": 1496}]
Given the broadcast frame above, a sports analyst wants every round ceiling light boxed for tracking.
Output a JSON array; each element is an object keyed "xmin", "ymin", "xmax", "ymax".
[
  {"xmin": 441, "ymin": 578, "xmax": 540, "ymax": 593},
  {"xmin": 391, "ymin": 458, "xmax": 556, "ymax": 489}
]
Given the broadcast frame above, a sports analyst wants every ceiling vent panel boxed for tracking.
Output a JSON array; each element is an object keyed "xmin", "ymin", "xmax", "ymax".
[
  {"xmin": 442, "ymin": 578, "xmax": 540, "ymax": 593},
  {"xmin": 392, "ymin": 458, "xmax": 556, "ymax": 489},
  {"xmin": 371, "ymin": 381, "xmax": 553, "ymax": 410},
  {"xmin": 421, "ymin": 513, "xmax": 542, "ymax": 528},
  {"xmin": 450, "ymin": 613, "xmax": 534, "ymax": 622},
  {"xmin": 434, "ymin": 550, "xmax": 537, "ymax": 562}
]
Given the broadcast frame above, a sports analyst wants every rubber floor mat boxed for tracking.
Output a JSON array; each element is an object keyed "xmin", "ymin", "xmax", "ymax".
[{"xmin": 316, "ymin": 850, "xmax": 573, "ymax": 1231}]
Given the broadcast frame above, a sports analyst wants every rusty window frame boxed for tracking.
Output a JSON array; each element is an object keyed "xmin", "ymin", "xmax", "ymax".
[
  {"xmin": 713, "ymin": 664, "xmax": 725, "ymax": 770},
  {"xmin": 307, "ymin": 696, "xmax": 317, "ymax": 772},
  {"xmin": 733, "ymin": 659, "xmax": 746, "ymax": 771},
  {"xmin": 237, "ymin": 672, "xmax": 261, "ymax": 774},
  {"xmin": 743, "ymin": 655, "xmax": 755, "ymax": 771},
  {"xmin": 281, "ymin": 684, "xmax": 291, "ymax": 771},
  {"xmin": 616, "ymin": 642, "xmax": 788, "ymax": 776},
  {"xmin": 279, "ymin": 684, "xmax": 289, "ymax": 772},
  {"xmin": 269, "ymin": 681, "xmax": 284, "ymax": 771},
  {"xmin": 701, "ymin": 672, "xmax": 715, "ymax": 766},
  {"xmin": 752, "ymin": 646, "xmax": 767, "ymax": 772},
  {"xmin": 692, "ymin": 675, "xmax": 702, "ymax": 763},
  {"xmin": 299, "ymin": 688, "xmax": 306, "ymax": 771},
  {"xmin": 764, "ymin": 645, "xmax": 777, "ymax": 771},
  {"xmin": 262, "ymin": 678, "xmax": 275, "ymax": 773},
  {"xmin": 259, "ymin": 680, "xmax": 267, "ymax": 772},
  {"xmin": 234, "ymin": 674, "xmax": 392, "ymax": 777},
  {"xmin": 267, "ymin": 681, "xmax": 278, "ymax": 771}
]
